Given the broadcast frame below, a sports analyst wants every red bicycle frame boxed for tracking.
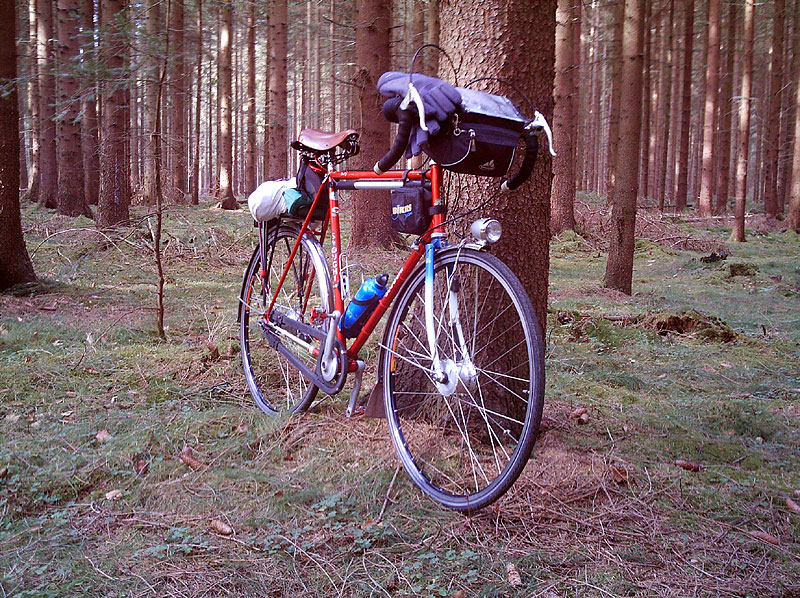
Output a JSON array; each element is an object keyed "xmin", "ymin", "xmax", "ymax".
[{"xmin": 264, "ymin": 161, "xmax": 446, "ymax": 368}]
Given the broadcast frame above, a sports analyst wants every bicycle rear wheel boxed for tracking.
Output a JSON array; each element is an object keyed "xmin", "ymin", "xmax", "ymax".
[
  {"xmin": 381, "ymin": 246, "xmax": 544, "ymax": 511},
  {"xmin": 239, "ymin": 223, "xmax": 332, "ymax": 416}
]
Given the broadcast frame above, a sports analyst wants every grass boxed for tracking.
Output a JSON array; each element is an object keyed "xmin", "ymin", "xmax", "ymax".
[{"xmin": 1, "ymin": 199, "xmax": 799, "ymax": 597}]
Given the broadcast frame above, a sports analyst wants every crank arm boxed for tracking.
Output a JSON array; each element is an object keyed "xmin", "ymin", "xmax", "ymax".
[{"xmin": 263, "ymin": 323, "xmax": 348, "ymax": 395}]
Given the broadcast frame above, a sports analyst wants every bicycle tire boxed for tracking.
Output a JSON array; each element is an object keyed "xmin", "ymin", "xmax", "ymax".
[
  {"xmin": 239, "ymin": 222, "xmax": 332, "ymax": 416},
  {"xmin": 381, "ymin": 246, "xmax": 544, "ymax": 511}
]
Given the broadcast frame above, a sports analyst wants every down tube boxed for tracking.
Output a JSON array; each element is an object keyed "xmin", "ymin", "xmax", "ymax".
[{"xmin": 347, "ymin": 245, "xmax": 425, "ymax": 358}]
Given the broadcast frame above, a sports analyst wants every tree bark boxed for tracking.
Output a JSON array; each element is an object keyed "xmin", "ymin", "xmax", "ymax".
[
  {"xmin": 98, "ymin": 0, "xmax": 131, "ymax": 227},
  {"xmin": 605, "ymin": 0, "xmax": 625, "ymax": 200},
  {"xmin": 81, "ymin": 0, "xmax": 100, "ymax": 207},
  {"xmin": 764, "ymin": 0, "xmax": 786, "ymax": 217},
  {"xmin": 143, "ymin": 0, "xmax": 161, "ymax": 205},
  {"xmin": 245, "ymin": 0, "xmax": 257, "ymax": 193},
  {"xmin": 675, "ymin": 0, "xmax": 694, "ymax": 212},
  {"xmin": 56, "ymin": 0, "xmax": 92, "ymax": 218},
  {"xmin": 657, "ymin": 0, "xmax": 675, "ymax": 210},
  {"xmin": 697, "ymin": 0, "xmax": 720, "ymax": 218},
  {"xmin": 191, "ymin": 0, "xmax": 202, "ymax": 205},
  {"xmin": 789, "ymin": 53, "xmax": 800, "ymax": 230},
  {"xmin": 169, "ymin": 0, "xmax": 186, "ymax": 203},
  {"xmin": 551, "ymin": 0, "xmax": 576, "ymax": 234},
  {"xmin": 217, "ymin": 0, "xmax": 237, "ymax": 209},
  {"xmin": 23, "ymin": 0, "xmax": 40, "ymax": 203},
  {"xmin": 715, "ymin": 0, "xmax": 736, "ymax": 215},
  {"xmin": 0, "ymin": 0, "xmax": 36, "ymax": 290},
  {"xmin": 36, "ymin": 0, "xmax": 58, "ymax": 208},
  {"xmin": 348, "ymin": 0, "xmax": 394, "ymax": 248},
  {"xmin": 733, "ymin": 0, "xmax": 755, "ymax": 242},
  {"xmin": 439, "ymin": 0, "xmax": 555, "ymax": 331},
  {"xmin": 604, "ymin": 0, "xmax": 645, "ymax": 295},
  {"xmin": 267, "ymin": 0, "xmax": 288, "ymax": 180}
]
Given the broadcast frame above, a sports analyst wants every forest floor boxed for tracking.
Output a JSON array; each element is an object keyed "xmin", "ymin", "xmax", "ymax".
[{"xmin": 1, "ymin": 197, "xmax": 799, "ymax": 597}]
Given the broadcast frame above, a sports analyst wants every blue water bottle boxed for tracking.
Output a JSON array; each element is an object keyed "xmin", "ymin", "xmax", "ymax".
[{"xmin": 340, "ymin": 274, "xmax": 389, "ymax": 338}]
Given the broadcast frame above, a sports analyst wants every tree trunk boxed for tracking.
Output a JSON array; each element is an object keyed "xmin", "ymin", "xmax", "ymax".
[
  {"xmin": 715, "ymin": 0, "xmax": 736, "ymax": 215},
  {"xmin": 81, "ymin": 0, "xmax": 100, "ymax": 207},
  {"xmin": 56, "ymin": 0, "xmax": 91, "ymax": 218},
  {"xmin": 697, "ymin": 0, "xmax": 720, "ymax": 218},
  {"xmin": 605, "ymin": 0, "xmax": 625, "ymax": 200},
  {"xmin": 245, "ymin": 0, "xmax": 257, "ymax": 193},
  {"xmin": 267, "ymin": 0, "xmax": 288, "ymax": 180},
  {"xmin": 657, "ymin": 0, "xmax": 675, "ymax": 210},
  {"xmin": 36, "ymin": 0, "xmax": 58, "ymax": 208},
  {"xmin": 348, "ymin": 0, "xmax": 394, "ymax": 249},
  {"xmin": 217, "ymin": 0, "xmax": 237, "ymax": 209},
  {"xmin": 675, "ymin": 0, "xmax": 694, "ymax": 212},
  {"xmin": 98, "ymin": 0, "xmax": 131, "ymax": 227},
  {"xmin": 733, "ymin": 0, "xmax": 755, "ymax": 242},
  {"xmin": 764, "ymin": 0, "xmax": 786, "ymax": 217},
  {"xmin": 0, "ymin": 0, "xmax": 36, "ymax": 290},
  {"xmin": 640, "ymin": 0, "xmax": 651, "ymax": 200},
  {"xmin": 143, "ymin": 0, "xmax": 160, "ymax": 205},
  {"xmin": 789, "ymin": 51, "xmax": 800, "ymax": 230},
  {"xmin": 604, "ymin": 0, "xmax": 645, "ymax": 295},
  {"xmin": 551, "ymin": 0, "xmax": 576, "ymax": 234},
  {"xmin": 439, "ymin": 0, "xmax": 555, "ymax": 331},
  {"xmin": 191, "ymin": 0, "xmax": 202, "ymax": 205},
  {"xmin": 24, "ymin": 0, "xmax": 40, "ymax": 203},
  {"xmin": 169, "ymin": 0, "xmax": 186, "ymax": 203}
]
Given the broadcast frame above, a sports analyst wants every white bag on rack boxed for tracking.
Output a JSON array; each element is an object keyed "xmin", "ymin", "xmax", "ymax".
[{"xmin": 247, "ymin": 177, "xmax": 296, "ymax": 222}]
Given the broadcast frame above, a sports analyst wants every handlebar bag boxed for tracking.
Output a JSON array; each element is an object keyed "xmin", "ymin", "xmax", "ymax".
[{"xmin": 424, "ymin": 87, "xmax": 528, "ymax": 177}]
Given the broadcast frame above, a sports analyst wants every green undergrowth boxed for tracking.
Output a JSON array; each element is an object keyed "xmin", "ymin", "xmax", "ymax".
[{"xmin": 1, "ymin": 203, "xmax": 798, "ymax": 597}]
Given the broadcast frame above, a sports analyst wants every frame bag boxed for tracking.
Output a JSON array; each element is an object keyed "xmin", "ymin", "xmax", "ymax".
[
  {"xmin": 424, "ymin": 87, "xmax": 528, "ymax": 177},
  {"xmin": 390, "ymin": 185, "xmax": 432, "ymax": 235}
]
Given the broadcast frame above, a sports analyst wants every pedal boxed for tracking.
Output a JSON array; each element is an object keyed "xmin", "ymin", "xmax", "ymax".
[{"xmin": 345, "ymin": 360, "xmax": 366, "ymax": 418}]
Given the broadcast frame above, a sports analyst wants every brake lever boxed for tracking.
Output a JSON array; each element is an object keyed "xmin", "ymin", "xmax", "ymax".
[
  {"xmin": 528, "ymin": 110, "xmax": 556, "ymax": 157},
  {"xmin": 399, "ymin": 82, "xmax": 429, "ymax": 132}
]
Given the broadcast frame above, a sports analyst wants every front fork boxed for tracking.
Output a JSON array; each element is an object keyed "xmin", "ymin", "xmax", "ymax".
[{"xmin": 425, "ymin": 241, "xmax": 474, "ymax": 396}]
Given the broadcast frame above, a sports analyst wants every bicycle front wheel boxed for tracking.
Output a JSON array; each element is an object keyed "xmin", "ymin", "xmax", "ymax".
[
  {"xmin": 239, "ymin": 223, "xmax": 332, "ymax": 416},
  {"xmin": 381, "ymin": 247, "xmax": 544, "ymax": 511}
]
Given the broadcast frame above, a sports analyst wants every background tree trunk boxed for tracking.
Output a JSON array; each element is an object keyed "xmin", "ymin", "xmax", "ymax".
[
  {"xmin": 439, "ymin": 0, "xmax": 555, "ymax": 331},
  {"xmin": 715, "ymin": 0, "xmax": 736, "ymax": 215},
  {"xmin": 80, "ymin": 0, "xmax": 100, "ymax": 207},
  {"xmin": 733, "ymin": 0, "xmax": 755, "ymax": 242},
  {"xmin": 98, "ymin": 0, "xmax": 130, "ymax": 227},
  {"xmin": 142, "ymin": 0, "xmax": 161, "ymax": 205},
  {"xmin": 697, "ymin": 0, "xmax": 720, "ymax": 218},
  {"xmin": 764, "ymin": 0, "xmax": 785, "ymax": 218},
  {"xmin": 36, "ymin": 0, "xmax": 58, "ymax": 209},
  {"xmin": 217, "ymin": 0, "xmax": 237, "ymax": 209},
  {"xmin": 267, "ymin": 0, "xmax": 288, "ymax": 180},
  {"xmin": 348, "ymin": 0, "xmax": 394, "ymax": 249},
  {"xmin": 0, "ymin": 0, "xmax": 36, "ymax": 290},
  {"xmin": 56, "ymin": 0, "xmax": 91, "ymax": 218},
  {"xmin": 551, "ymin": 0, "xmax": 576, "ymax": 234},
  {"xmin": 604, "ymin": 0, "xmax": 645, "ymax": 295},
  {"xmin": 675, "ymin": 0, "xmax": 694, "ymax": 212},
  {"xmin": 191, "ymin": 0, "xmax": 202, "ymax": 205},
  {"xmin": 23, "ymin": 0, "xmax": 40, "ymax": 203},
  {"xmin": 245, "ymin": 0, "xmax": 256, "ymax": 193},
  {"xmin": 169, "ymin": 0, "xmax": 186, "ymax": 203}
]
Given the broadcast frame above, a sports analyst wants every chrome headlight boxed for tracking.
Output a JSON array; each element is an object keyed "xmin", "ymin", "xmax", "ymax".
[{"xmin": 470, "ymin": 218, "xmax": 502, "ymax": 245}]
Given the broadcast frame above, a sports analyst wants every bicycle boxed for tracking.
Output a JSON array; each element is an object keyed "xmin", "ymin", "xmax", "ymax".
[{"xmin": 238, "ymin": 70, "xmax": 553, "ymax": 512}]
